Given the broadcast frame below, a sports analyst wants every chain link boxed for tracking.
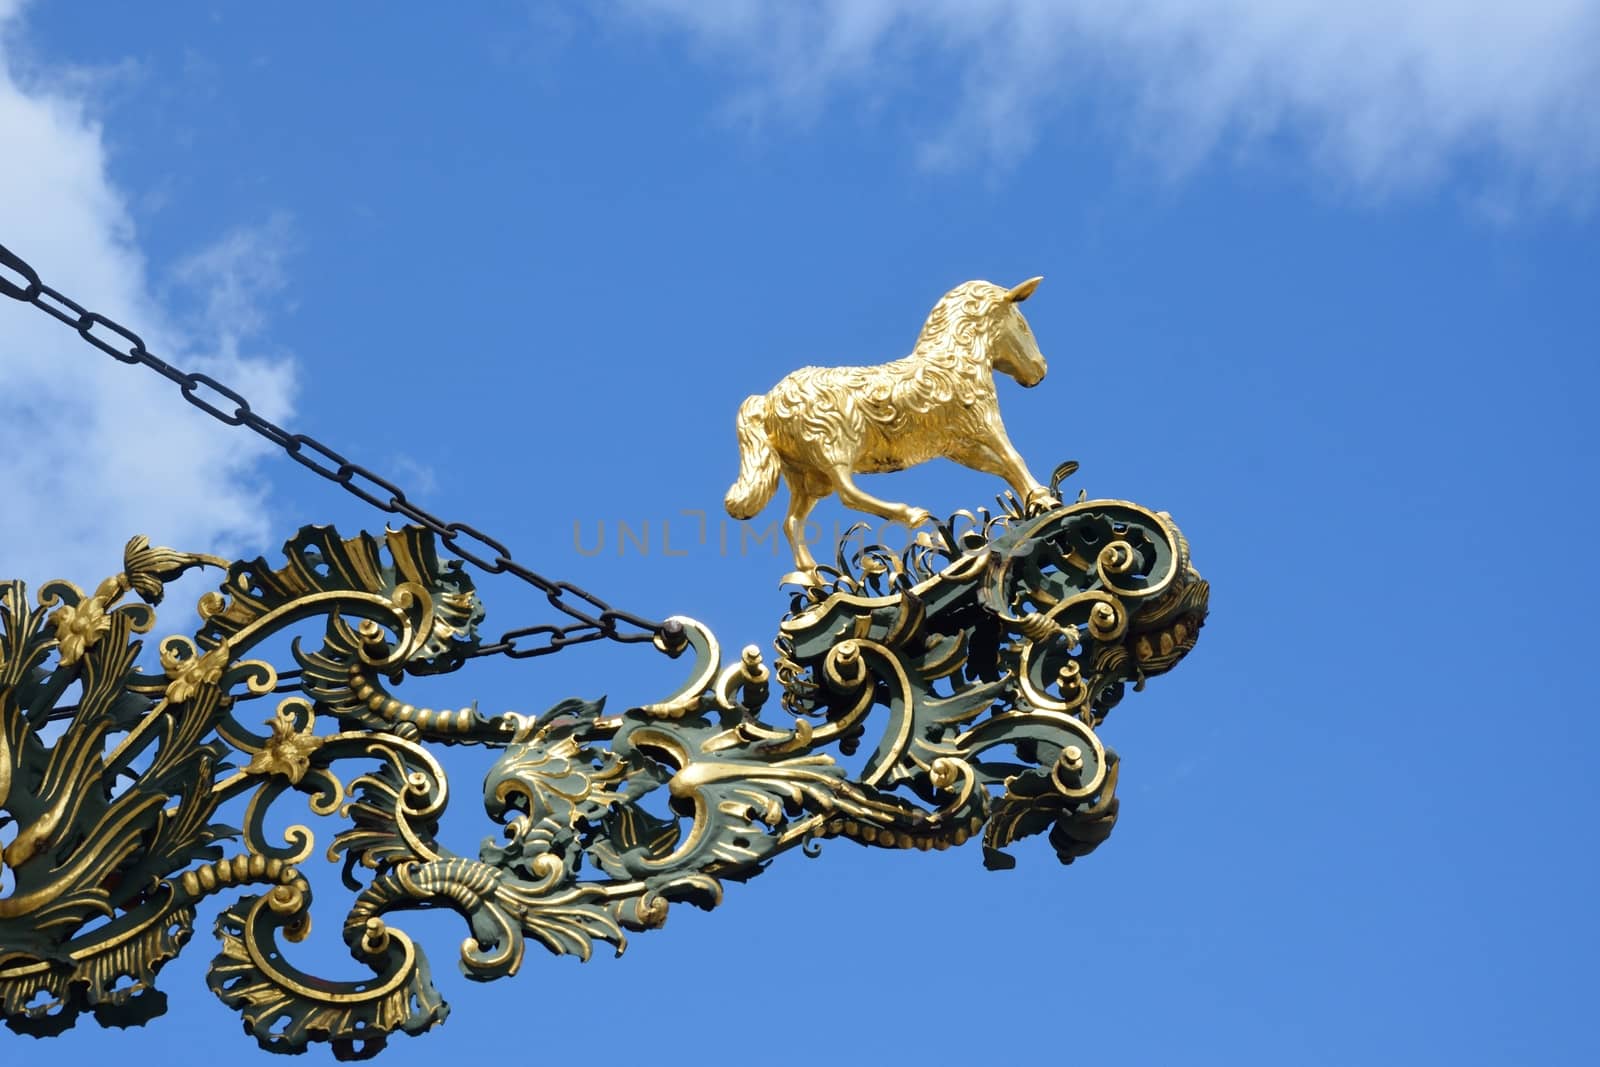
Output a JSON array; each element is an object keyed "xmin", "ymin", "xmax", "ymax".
[{"xmin": 0, "ymin": 239, "xmax": 671, "ymax": 658}]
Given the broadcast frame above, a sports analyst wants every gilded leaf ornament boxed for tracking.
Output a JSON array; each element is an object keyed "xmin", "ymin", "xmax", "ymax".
[{"xmin": 244, "ymin": 706, "xmax": 324, "ymax": 785}]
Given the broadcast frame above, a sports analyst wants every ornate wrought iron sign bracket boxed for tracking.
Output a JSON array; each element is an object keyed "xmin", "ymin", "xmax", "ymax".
[{"xmin": 0, "ymin": 247, "xmax": 1209, "ymax": 1056}]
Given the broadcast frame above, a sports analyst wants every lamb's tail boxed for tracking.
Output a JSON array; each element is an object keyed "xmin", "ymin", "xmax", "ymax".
[{"xmin": 724, "ymin": 394, "xmax": 780, "ymax": 519}]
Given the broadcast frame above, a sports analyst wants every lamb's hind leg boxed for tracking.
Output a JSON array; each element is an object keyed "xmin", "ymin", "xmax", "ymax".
[
  {"xmin": 825, "ymin": 465, "xmax": 932, "ymax": 529},
  {"xmin": 782, "ymin": 473, "xmax": 823, "ymax": 579}
]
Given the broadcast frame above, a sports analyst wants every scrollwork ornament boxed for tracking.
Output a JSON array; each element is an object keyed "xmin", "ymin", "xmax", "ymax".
[{"xmin": 0, "ymin": 487, "xmax": 1205, "ymax": 1056}]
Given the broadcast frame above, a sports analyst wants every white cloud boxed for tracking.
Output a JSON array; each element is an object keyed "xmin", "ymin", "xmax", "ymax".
[
  {"xmin": 0, "ymin": 5, "xmax": 295, "ymax": 588},
  {"xmin": 614, "ymin": 0, "xmax": 1600, "ymax": 205},
  {"xmin": 169, "ymin": 214, "xmax": 293, "ymax": 347}
]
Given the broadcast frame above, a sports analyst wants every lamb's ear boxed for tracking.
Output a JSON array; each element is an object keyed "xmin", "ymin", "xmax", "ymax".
[{"xmin": 1005, "ymin": 276, "xmax": 1043, "ymax": 303}]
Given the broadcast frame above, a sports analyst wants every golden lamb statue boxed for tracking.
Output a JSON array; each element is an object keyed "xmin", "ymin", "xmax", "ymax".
[{"xmin": 725, "ymin": 277, "xmax": 1059, "ymax": 583}]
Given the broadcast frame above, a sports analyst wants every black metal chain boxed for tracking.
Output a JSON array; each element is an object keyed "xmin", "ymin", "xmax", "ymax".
[{"xmin": 0, "ymin": 240, "xmax": 674, "ymax": 663}]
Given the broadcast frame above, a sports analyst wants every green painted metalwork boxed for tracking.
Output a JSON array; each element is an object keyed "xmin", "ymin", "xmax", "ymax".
[{"xmin": 0, "ymin": 493, "xmax": 1206, "ymax": 1057}]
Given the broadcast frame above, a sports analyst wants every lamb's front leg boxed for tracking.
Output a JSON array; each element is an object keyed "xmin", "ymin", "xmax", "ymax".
[{"xmin": 954, "ymin": 431, "xmax": 1057, "ymax": 514}]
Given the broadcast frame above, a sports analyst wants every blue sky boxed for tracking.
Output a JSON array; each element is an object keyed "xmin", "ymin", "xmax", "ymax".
[{"xmin": 1, "ymin": 2, "xmax": 1598, "ymax": 1063}]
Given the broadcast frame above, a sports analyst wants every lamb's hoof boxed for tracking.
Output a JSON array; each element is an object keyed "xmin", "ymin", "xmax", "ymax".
[
  {"xmin": 1023, "ymin": 490, "xmax": 1061, "ymax": 517},
  {"xmin": 779, "ymin": 568, "xmax": 825, "ymax": 589}
]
